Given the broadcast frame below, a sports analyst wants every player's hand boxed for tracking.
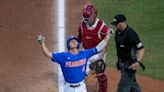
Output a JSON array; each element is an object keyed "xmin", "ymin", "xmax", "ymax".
[
  {"xmin": 128, "ymin": 62, "xmax": 139, "ymax": 70},
  {"xmin": 109, "ymin": 26, "xmax": 115, "ymax": 34},
  {"xmin": 107, "ymin": 26, "xmax": 115, "ymax": 37},
  {"xmin": 37, "ymin": 33, "xmax": 45, "ymax": 45}
]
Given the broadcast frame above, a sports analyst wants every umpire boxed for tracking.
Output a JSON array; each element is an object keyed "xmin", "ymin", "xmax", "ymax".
[{"xmin": 111, "ymin": 14, "xmax": 145, "ymax": 92}]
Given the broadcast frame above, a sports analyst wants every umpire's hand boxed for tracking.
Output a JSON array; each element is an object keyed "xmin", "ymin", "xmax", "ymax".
[
  {"xmin": 128, "ymin": 62, "xmax": 139, "ymax": 70},
  {"xmin": 37, "ymin": 33, "xmax": 45, "ymax": 45}
]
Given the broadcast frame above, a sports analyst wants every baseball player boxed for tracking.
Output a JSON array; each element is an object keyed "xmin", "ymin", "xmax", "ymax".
[
  {"xmin": 37, "ymin": 32, "xmax": 111, "ymax": 92},
  {"xmin": 78, "ymin": 4, "xmax": 114, "ymax": 92}
]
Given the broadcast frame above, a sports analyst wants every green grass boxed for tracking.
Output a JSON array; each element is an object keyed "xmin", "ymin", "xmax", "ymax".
[{"xmin": 92, "ymin": 0, "xmax": 164, "ymax": 80}]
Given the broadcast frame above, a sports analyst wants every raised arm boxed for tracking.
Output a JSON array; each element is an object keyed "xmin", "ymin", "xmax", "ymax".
[
  {"xmin": 96, "ymin": 31, "xmax": 111, "ymax": 52},
  {"xmin": 37, "ymin": 34, "xmax": 52, "ymax": 59}
]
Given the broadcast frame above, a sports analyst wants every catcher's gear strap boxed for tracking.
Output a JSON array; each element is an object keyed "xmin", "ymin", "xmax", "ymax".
[{"xmin": 98, "ymin": 21, "xmax": 105, "ymax": 40}]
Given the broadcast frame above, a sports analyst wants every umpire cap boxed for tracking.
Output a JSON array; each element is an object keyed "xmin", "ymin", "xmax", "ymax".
[{"xmin": 111, "ymin": 14, "xmax": 126, "ymax": 25}]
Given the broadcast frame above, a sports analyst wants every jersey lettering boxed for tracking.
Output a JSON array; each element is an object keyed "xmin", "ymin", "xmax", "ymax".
[{"xmin": 65, "ymin": 58, "xmax": 86, "ymax": 67}]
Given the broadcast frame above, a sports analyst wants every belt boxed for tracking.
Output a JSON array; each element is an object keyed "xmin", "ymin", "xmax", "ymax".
[
  {"xmin": 65, "ymin": 80, "xmax": 85, "ymax": 88},
  {"xmin": 70, "ymin": 84, "xmax": 80, "ymax": 88}
]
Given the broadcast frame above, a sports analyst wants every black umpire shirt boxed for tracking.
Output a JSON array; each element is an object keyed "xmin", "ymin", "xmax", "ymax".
[{"xmin": 115, "ymin": 25, "xmax": 144, "ymax": 62}]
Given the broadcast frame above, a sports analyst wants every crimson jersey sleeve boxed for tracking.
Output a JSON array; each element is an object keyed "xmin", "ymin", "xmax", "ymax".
[{"xmin": 100, "ymin": 24, "xmax": 108, "ymax": 39}]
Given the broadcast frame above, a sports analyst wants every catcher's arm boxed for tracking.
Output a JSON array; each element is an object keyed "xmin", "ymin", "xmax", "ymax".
[{"xmin": 37, "ymin": 34, "xmax": 52, "ymax": 59}]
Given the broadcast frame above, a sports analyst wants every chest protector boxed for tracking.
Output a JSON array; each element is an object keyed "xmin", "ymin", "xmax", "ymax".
[{"xmin": 81, "ymin": 19, "xmax": 104, "ymax": 49}]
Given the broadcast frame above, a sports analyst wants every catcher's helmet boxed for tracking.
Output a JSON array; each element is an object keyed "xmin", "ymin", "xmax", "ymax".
[
  {"xmin": 82, "ymin": 4, "xmax": 97, "ymax": 25},
  {"xmin": 66, "ymin": 36, "xmax": 80, "ymax": 50}
]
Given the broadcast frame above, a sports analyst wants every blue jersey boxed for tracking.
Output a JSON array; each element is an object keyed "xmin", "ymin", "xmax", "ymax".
[{"xmin": 51, "ymin": 48, "xmax": 98, "ymax": 83}]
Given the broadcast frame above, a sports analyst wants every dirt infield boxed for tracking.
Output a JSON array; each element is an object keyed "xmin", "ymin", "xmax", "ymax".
[
  {"xmin": 0, "ymin": 0, "xmax": 58, "ymax": 92},
  {"xmin": 86, "ymin": 68, "xmax": 164, "ymax": 92},
  {"xmin": 0, "ymin": 0, "xmax": 164, "ymax": 92}
]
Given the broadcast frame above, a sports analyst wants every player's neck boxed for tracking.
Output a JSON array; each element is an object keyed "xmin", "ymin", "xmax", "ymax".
[{"xmin": 69, "ymin": 48, "xmax": 79, "ymax": 55}]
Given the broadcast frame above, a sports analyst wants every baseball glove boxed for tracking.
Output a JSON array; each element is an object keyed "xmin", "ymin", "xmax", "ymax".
[{"xmin": 89, "ymin": 59, "xmax": 106, "ymax": 74}]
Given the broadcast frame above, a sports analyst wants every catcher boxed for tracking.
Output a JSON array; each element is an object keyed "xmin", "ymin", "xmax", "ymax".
[
  {"xmin": 78, "ymin": 4, "xmax": 114, "ymax": 92},
  {"xmin": 89, "ymin": 59, "xmax": 107, "ymax": 92}
]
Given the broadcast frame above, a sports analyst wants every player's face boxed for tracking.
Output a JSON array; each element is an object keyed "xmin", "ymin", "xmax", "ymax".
[
  {"xmin": 69, "ymin": 39, "xmax": 78, "ymax": 49},
  {"xmin": 116, "ymin": 22, "xmax": 126, "ymax": 31},
  {"xmin": 116, "ymin": 22, "xmax": 122, "ymax": 30},
  {"xmin": 83, "ymin": 15, "xmax": 95, "ymax": 26}
]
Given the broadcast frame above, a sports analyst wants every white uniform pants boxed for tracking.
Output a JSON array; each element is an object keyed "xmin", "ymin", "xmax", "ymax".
[{"xmin": 64, "ymin": 81, "xmax": 87, "ymax": 92}]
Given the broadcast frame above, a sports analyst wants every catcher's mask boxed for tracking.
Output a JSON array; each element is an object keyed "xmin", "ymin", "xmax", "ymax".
[
  {"xmin": 66, "ymin": 36, "xmax": 80, "ymax": 50},
  {"xmin": 82, "ymin": 4, "xmax": 97, "ymax": 26}
]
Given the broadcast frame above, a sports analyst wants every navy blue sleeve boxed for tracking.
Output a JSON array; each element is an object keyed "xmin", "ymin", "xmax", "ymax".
[{"xmin": 83, "ymin": 48, "xmax": 98, "ymax": 58}]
